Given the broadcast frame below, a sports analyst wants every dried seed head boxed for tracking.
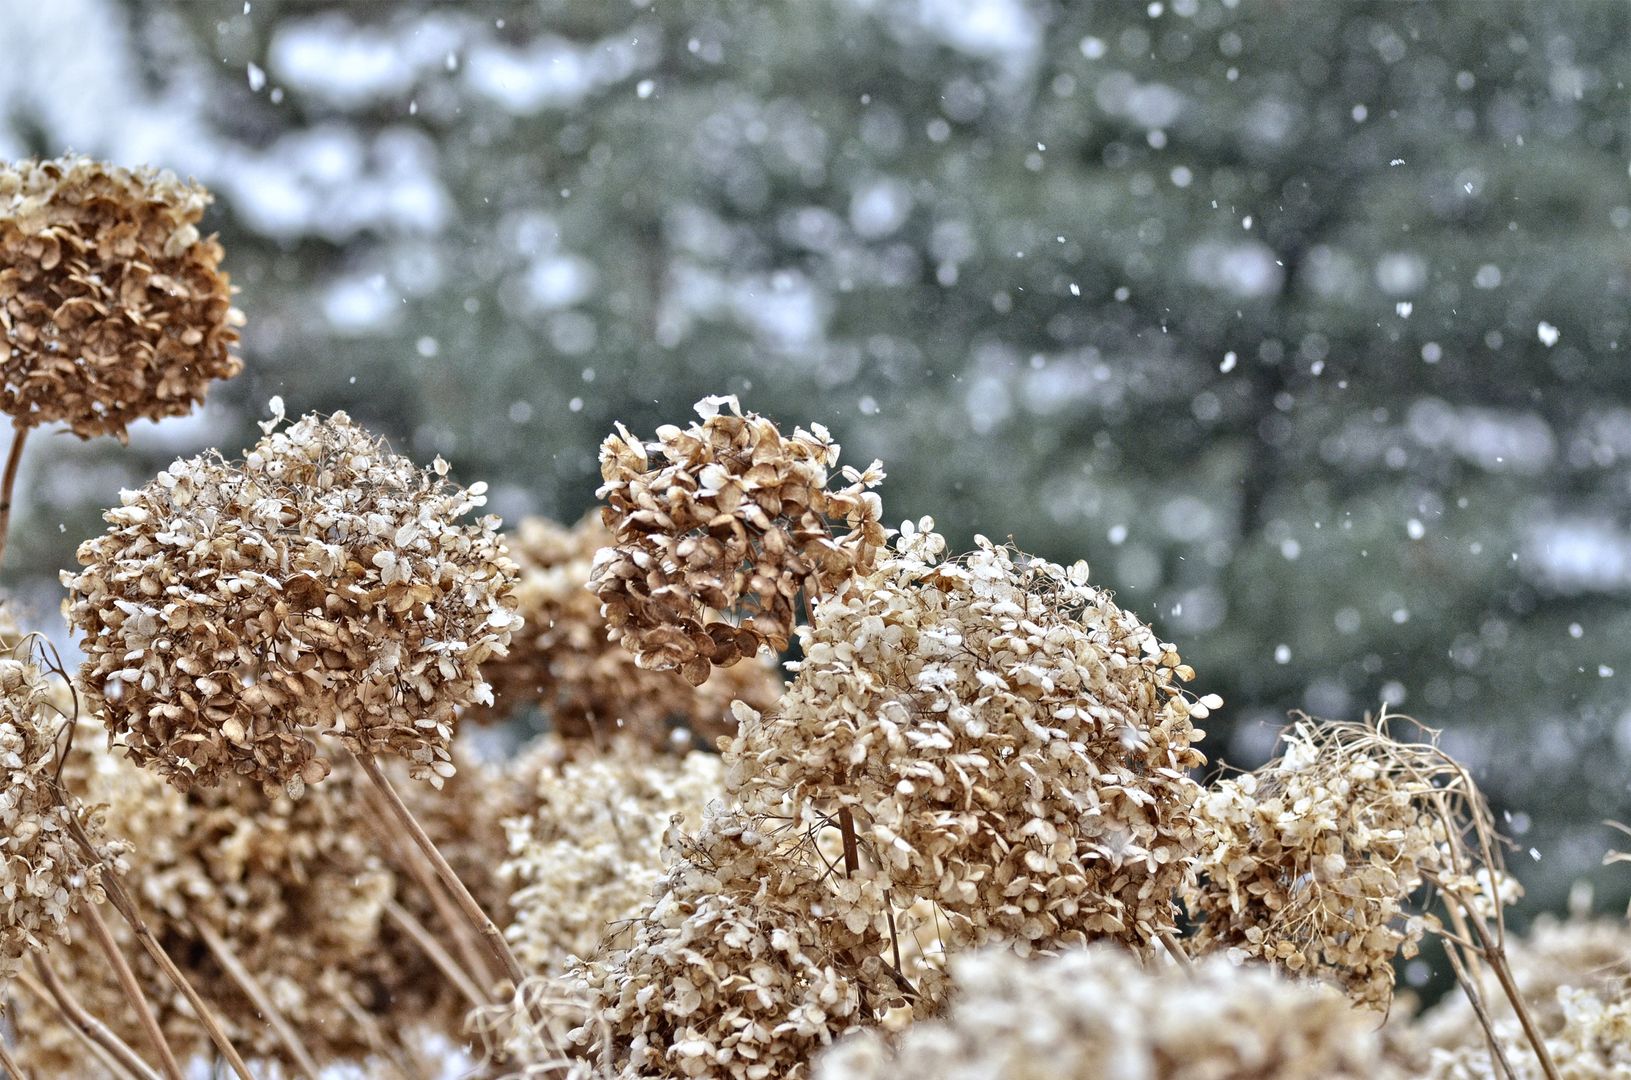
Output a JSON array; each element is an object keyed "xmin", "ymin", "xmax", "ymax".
[
  {"xmin": 484, "ymin": 513, "xmax": 783, "ymax": 746},
  {"xmin": 591, "ymin": 395, "xmax": 886, "ymax": 685},
  {"xmin": 1183, "ymin": 712, "xmax": 1517, "ymax": 1012},
  {"xmin": 0, "ymin": 654, "xmax": 121, "ymax": 979},
  {"xmin": 63, "ymin": 410, "xmax": 520, "ymax": 792},
  {"xmin": 0, "ymin": 156, "xmax": 242, "ymax": 441},
  {"xmin": 567, "ymin": 807, "xmax": 892, "ymax": 1079},
  {"xmin": 817, "ymin": 945, "xmax": 1392, "ymax": 1080},
  {"xmin": 501, "ymin": 737, "xmax": 724, "ymax": 975},
  {"xmin": 725, "ymin": 519, "xmax": 1210, "ymax": 956}
]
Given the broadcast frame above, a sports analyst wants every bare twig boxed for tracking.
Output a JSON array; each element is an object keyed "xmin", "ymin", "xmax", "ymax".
[
  {"xmin": 60, "ymin": 813, "xmax": 255, "ymax": 1080},
  {"xmin": 1156, "ymin": 930, "xmax": 1192, "ymax": 972},
  {"xmin": 0, "ymin": 425, "xmax": 28, "ymax": 573},
  {"xmin": 1461, "ymin": 906, "xmax": 1562, "ymax": 1080},
  {"xmin": 193, "ymin": 920, "xmax": 322, "ymax": 1080},
  {"xmin": 349, "ymin": 747, "xmax": 527, "ymax": 992},
  {"xmin": 79, "ymin": 902, "xmax": 184, "ymax": 1080},
  {"xmin": 1442, "ymin": 935, "xmax": 1519, "ymax": 1080},
  {"xmin": 0, "ymin": 1034, "xmax": 32, "ymax": 1080},
  {"xmin": 384, "ymin": 897, "xmax": 489, "ymax": 1011},
  {"xmin": 26, "ymin": 957, "xmax": 159, "ymax": 1080}
]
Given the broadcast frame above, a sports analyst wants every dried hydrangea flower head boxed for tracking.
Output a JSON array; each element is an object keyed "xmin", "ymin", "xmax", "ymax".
[
  {"xmin": 484, "ymin": 513, "xmax": 783, "ymax": 745},
  {"xmin": 63, "ymin": 407, "xmax": 519, "ymax": 794},
  {"xmin": 0, "ymin": 651, "xmax": 122, "ymax": 979},
  {"xmin": 816, "ymin": 945, "xmax": 1393, "ymax": 1080},
  {"xmin": 1184, "ymin": 712, "xmax": 1517, "ymax": 1012},
  {"xmin": 726, "ymin": 519, "xmax": 1212, "ymax": 958},
  {"xmin": 567, "ymin": 806, "xmax": 893, "ymax": 1079},
  {"xmin": 591, "ymin": 395, "xmax": 886, "ymax": 685},
  {"xmin": 501, "ymin": 737, "xmax": 724, "ymax": 975},
  {"xmin": 0, "ymin": 156, "xmax": 242, "ymax": 441}
]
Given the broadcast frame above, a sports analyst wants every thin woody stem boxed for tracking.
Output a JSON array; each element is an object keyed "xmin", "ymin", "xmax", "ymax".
[
  {"xmin": 1461, "ymin": 904, "xmax": 1561, "ymax": 1080},
  {"xmin": 193, "ymin": 920, "xmax": 322, "ymax": 1080},
  {"xmin": 0, "ymin": 425, "xmax": 28, "ymax": 574},
  {"xmin": 1156, "ymin": 930, "xmax": 1192, "ymax": 972},
  {"xmin": 0, "ymin": 1034, "xmax": 31, "ymax": 1080},
  {"xmin": 80, "ymin": 902, "xmax": 184, "ymax": 1080},
  {"xmin": 348, "ymin": 747, "xmax": 528, "ymax": 992},
  {"xmin": 361, "ymin": 779, "xmax": 498, "ymax": 993},
  {"xmin": 383, "ymin": 898, "xmax": 489, "ymax": 1011},
  {"xmin": 60, "ymin": 813, "xmax": 255, "ymax": 1080},
  {"xmin": 26, "ymin": 957, "xmax": 159, "ymax": 1080},
  {"xmin": 1443, "ymin": 934, "xmax": 1519, "ymax": 1080}
]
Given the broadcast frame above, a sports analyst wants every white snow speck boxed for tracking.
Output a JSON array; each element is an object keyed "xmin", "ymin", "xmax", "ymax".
[
  {"xmin": 1274, "ymin": 644, "xmax": 1291, "ymax": 665},
  {"xmin": 1069, "ymin": 282, "xmax": 1080, "ymax": 296},
  {"xmin": 1406, "ymin": 518, "xmax": 1425, "ymax": 540},
  {"xmin": 1537, "ymin": 321, "xmax": 1560, "ymax": 347},
  {"xmin": 1568, "ymin": 623, "xmax": 1583, "ymax": 638},
  {"xmin": 1396, "ymin": 301, "xmax": 1413, "ymax": 318},
  {"xmin": 1600, "ymin": 664, "xmax": 1615, "ymax": 678},
  {"xmin": 636, "ymin": 78, "xmax": 654, "ymax": 99},
  {"xmin": 1390, "ymin": 157, "xmax": 1406, "ymax": 166},
  {"xmin": 1219, "ymin": 350, "xmax": 1237, "ymax": 373},
  {"xmin": 247, "ymin": 61, "xmax": 266, "ymax": 92}
]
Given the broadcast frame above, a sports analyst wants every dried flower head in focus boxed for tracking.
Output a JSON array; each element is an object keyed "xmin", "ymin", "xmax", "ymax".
[
  {"xmin": 0, "ymin": 156, "xmax": 242, "ymax": 441},
  {"xmin": 568, "ymin": 807, "xmax": 892, "ymax": 1079},
  {"xmin": 485, "ymin": 514, "xmax": 782, "ymax": 745},
  {"xmin": 591, "ymin": 395, "xmax": 885, "ymax": 685},
  {"xmin": 1184, "ymin": 713, "xmax": 1517, "ymax": 1012},
  {"xmin": 0, "ymin": 653, "xmax": 123, "ymax": 979},
  {"xmin": 726, "ymin": 519, "xmax": 1211, "ymax": 957},
  {"xmin": 816, "ymin": 945, "xmax": 1392, "ymax": 1080},
  {"xmin": 63, "ymin": 409, "xmax": 519, "ymax": 793},
  {"xmin": 502, "ymin": 737, "xmax": 724, "ymax": 975}
]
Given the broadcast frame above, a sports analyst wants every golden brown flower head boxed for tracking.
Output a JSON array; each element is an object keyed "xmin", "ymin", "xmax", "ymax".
[
  {"xmin": 567, "ymin": 807, "xmax": 892, "ymax": 1079},
  {"xmin": 484, "ymin": 513, "xmax": 784, "ymax": 746},
  {"xmin": 591, "ymin": 395, "xmax": 885, "ymax": 685},
  {"xmin": 63, "ymin": 409, "xmax": 520, "ymax": 794},
  {"xmin": 726, "ymin": 519, "xmax": 1211, "ymax": 957},
  {"xmin": 1183, "ymin": 713, "xmax": 1517, "ymax": 1012},
  {"xmin": 0, "ymin": 654, "xmax": 120, "ymax": 978},
  {"xmin": 0, "ymin": 156, "xmax": 242, "ymax": 441}
]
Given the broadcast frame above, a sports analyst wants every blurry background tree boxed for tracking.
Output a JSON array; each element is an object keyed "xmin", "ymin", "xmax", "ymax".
[{"xmin": 1, "ymin": 0, "xmax": 1627, "ymax": 925}]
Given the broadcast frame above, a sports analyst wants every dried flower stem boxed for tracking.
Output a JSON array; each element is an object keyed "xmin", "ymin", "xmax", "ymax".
[
  {"xmin": 1442, "ymin": 930, "xmax": 1519, "ymax": 1080},
  {"xmin": 192, "ymin": 921, "xmax": 322, "ymax": 1080},
  {"xmin": 362, "ymin": 781, "xmax": 498, "ymax": 992},
  {"xmin": 383, "ymin": 898, "xmax": 489, "ymax": 1011},
  {"xmin": 25, "ymin": 958, "xmax": 160, "ymax": 1080},
  {"xmin": 0, "ymin": 425, "xmax": 26, "ymax": 573},
  {"xmin": 80, "ymin": 902, "xmax": 184, "ymax": 1080},
  {"xmin": 1459, "ymin": 902, "xmax": 1562, "ymax": 1080},
  {"xmin": 60, "ymin": 812, "xmax": 255, "ymax": 1080},
  {"xmin": 1156, "ymin": 930, "xmax": 1192, "ymax": 972},
  {"xmin": 0, "ymin": 1034, "xmax": 31, "ymax": 1080},
  {"xmin": 350, "ymin": 747, "xmax": 527, "ymax": 991}
]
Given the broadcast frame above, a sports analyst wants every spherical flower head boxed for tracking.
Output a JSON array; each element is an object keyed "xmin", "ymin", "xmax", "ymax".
[
  {"xmin": 483, "ymin": 513, "xmax": 783, "ymax": 746},
  {"xmin": 0, "ymin": 156, "xmax": 243, "ymax": 441},
  {"xmin": 501, "ymin": 738, "xmax": 725, "ymax": 975},
  {"xmin": 816, "ymin": 945, "xmax": 1391, "ymax": 1080},
  {"xmin": 0, "ymin": 655, "xmax": 119, "ymax": 978},
  {"xmin": 724, "ymin": 519, "xmax": 1212, "ymax": 956},
  {"xmin": 568, "ymin": 807, "xmax": 892, "ymax": 1079},
  {"xmin": 1183, "ymin": 715, "xmax": 1515, "ymax": 1012},
  {"xmin": 591, "ymin": 395, "xmax": 886, "ymax": 685},
  {"xmin": 63, "ymin": 409, "xmax": 520, "ymax": 794}
]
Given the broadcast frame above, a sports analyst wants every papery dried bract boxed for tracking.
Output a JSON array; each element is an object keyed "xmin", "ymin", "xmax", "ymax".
[
  {"xmin": 484, "ymin": 514, "xmax": 782, "ymax": 745},
  {"xmin": 726, "ymin": 520, "xmax": 1210, "ymax": 957},
  {"xmin": 591, "ymin": 396, "xmax": 886, "ymax": 685},
  {"xmin": 0, "ymin": 156, "xmax": 242, "ymax": 441},
  {"xmin": 63, "ymin": 411, "xmax": 519, "ymax": 791}
]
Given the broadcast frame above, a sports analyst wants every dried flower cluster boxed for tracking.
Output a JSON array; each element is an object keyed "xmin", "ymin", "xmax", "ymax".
[
  {"xmin": 502, "ymin": 739, "xmax": 724, "ymax": 974},
  {"xmin": 63, "ymin": 409, "xmax": 520, "ymax": 794},
  {"xmin": 485, "ymin": 513, "xmax": 783, "ymax": 745},
  {"xmin": 0, "ymin": 655, "xmax": 121, "ymax": 980},
  {"xmin": 1184, "ymin": 715, "xmax": 1516, "ymax": 1011},
  {"xmin": 591, "ymin": 395, "xmax": 885, "ymax": 685},
  {"xmin": 816, "ymin": 945, "xmax": 1393, "ymax": 1080},
  {"xmin": 726, "ymin": 519, "xmax": 1212, "ymax": 957},
  {"xmin": 567, "ymin": 808, "xmax": 893, "ymax": 1079},
  {"xmin": 0, "ymin": 156, "xmax": 241, "ymax": 441}
]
